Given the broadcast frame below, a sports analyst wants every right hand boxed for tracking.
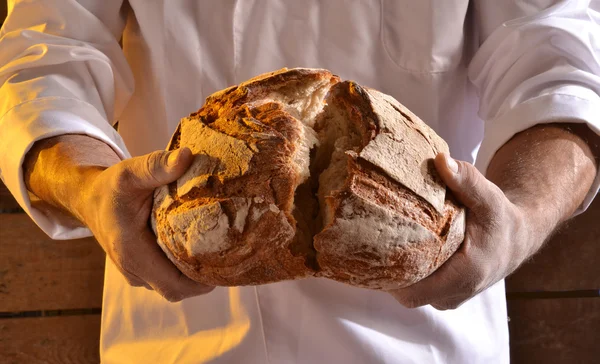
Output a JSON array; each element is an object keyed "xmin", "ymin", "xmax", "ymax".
[{"xmin": 77, "ymin": 147, "xmax": 215, "ymax": 302}]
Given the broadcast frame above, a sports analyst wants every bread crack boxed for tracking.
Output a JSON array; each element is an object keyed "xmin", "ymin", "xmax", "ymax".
[{"xmin": 288, "ymin": 81, "xmax": 370, "ymax": 271}]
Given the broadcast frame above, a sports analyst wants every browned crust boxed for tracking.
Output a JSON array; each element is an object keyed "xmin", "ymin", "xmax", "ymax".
[
  {"xmin": 312, "ymin": 81, "xmax": 464, "ymax": 290},
  {"xmin": 314, "ymin": 156, "xmax": 465, "ymax": 289},
  {"xmin": 152, "ymin": 68, "xmax": 339, "ymax": 286}
]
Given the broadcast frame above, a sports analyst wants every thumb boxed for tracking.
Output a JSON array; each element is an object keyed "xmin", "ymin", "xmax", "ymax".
[
  {"xmin": 121, "ymin": 147, "xmax": 194, "ymax": 191},
  {"xmin": 434, "ymin": 153, "xmax": 497, "ymax": 211}
]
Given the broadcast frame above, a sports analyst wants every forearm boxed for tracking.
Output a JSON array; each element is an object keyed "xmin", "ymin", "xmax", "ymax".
[
  {"xmin": 486, "ymin": 123, "xmax": 599, "ymax": 247},
  {"xmin": 23, "ymin": 135, "xmax": 121, "ymax": 222}
]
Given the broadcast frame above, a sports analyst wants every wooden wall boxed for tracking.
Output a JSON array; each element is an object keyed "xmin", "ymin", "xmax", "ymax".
[
  {"xmin": 0, "ymin": 182, "xmax": 105, "ymax": 364},
  {"xmin": 505, "ymin": 195, "xmax": 600, "ymax": 363},
  {"xmin": 2, "ymin": 180, "xmax": 599, "ymax": 363}
]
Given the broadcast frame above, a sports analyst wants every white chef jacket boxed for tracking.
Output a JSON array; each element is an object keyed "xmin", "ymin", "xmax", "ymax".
[{"xmin": 1, "ymin": 1, "xmax": 599, "ymax": 363}]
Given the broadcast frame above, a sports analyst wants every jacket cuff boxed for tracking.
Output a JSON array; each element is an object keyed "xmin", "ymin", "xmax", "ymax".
[
  {"xmin": 0, "ymin": 97, "xmax": 130, "ymax": 239},
  {"xmin": 475, "ymin": 91, "xmax": 600, "ymax": 215}
]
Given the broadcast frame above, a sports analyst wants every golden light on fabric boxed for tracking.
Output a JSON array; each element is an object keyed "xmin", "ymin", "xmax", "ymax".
[{"xmin": 103, "ymin": 287, "xmax": 250, "ymax": 363}]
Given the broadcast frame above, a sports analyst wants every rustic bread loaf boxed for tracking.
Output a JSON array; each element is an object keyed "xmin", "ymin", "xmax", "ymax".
[{"xmin": 151, "ymin": 68, "xmax": 465, "ymax": 290}]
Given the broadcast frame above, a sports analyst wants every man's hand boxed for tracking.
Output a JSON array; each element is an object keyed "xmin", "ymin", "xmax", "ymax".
[
  {"xmin": 389, "ymin": 124, "xmax": 598, "ymax": 310},
  {"xmin": 24, "ymin": 135, "xmax": 214, "ymax": 302},
  {"xmin": 78, "ymin": 147, "xmax": 215, "ymax": 301},
  {"xmin": 389, "ymin": 153, "xmax": 544, "ymax": 310}
]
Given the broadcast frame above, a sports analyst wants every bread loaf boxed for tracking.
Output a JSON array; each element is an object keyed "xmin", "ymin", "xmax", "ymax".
[{"xmin": 151, "ymin": 68, "xmax": 465, "ymax": 290}]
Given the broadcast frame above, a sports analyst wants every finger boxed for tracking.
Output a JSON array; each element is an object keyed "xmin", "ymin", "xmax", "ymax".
[
  {"xmin": 120, "ymin": 147, "xmax": 194, "ymax": 191},
  {"xmin": 389, "ymin": 238, "xmax": 482, "ymax": 308},
  {"xmin": 119, "ymin": 269, "xmax": 148, "ymax": 288},
  {"xmin": 434, "ymin": 153, "xmax": 500, "ymax": 212},
  {"xmin": 122, "ymin": 272, "xmax": 153, "ymax": 290},
  {"xmin": 431, "ymin": 297, "xmax": 467, "ymax": 311},
  {"xmin": 135, "ymin": 229, "xmax": 215, "ymax": 302},
  {"xmin": 114, "ymin": 262, "xmax": 153, "ymax": 290}
]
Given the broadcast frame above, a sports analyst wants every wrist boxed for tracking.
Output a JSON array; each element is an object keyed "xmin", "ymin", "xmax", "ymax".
[
  {"xmin": 23, "ymin": 135, "xmax": 121, "ymax": 224},
  {"xmin": 507, "ymin": 194, "xmax": 558, "ymax": 255},
  {"xmin": 486, "ymin": 123, "xmax": 598, "ymax": 252},
  {"xmin": 67, "ymin": 165, "xmax": 106, "ymax": 224}
]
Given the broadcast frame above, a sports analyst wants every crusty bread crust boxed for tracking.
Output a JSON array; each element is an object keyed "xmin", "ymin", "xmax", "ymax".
[
  {"xmin": 151, "ymin": 68, "xmax": 465, "ymax": 289},
  {"xmin": 312, "ymin": 81, "xmax": 465, "ymax": 289},
  {"xmin": 152, "ymin": 68, "xmax": 339, "ymax": 285}
]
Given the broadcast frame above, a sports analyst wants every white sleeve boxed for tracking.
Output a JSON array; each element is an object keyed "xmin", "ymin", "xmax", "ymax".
[
  {"xmin": 469, "ymin": 0, "xmax": 600, "ymax": 214},
  {"xmin": 0, "ymin": 0, "xmax": 134, "ymax": 239}
]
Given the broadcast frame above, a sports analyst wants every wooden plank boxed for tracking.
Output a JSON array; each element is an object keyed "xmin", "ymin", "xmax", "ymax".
[
  {"xmin": 0, "ymin": 181, "xmax": 21, "ymax": 212},
  {"xmin": 506, "ymin": 196, "xmax": 600, "ymax": 292},
  {"xmin": 0, "ymin": 315, "xmax": 101, "ymax": 364},
  {"xmin": 0, "ymin": 214, "xmax": 105, "ymax": 311},
  {"xmin": 508, "ymin": 298, "xmax": 600, "ymax": 363},
  {"xmin": 1, "ymin": 2, "xmax": 6, "ymax": 27}
]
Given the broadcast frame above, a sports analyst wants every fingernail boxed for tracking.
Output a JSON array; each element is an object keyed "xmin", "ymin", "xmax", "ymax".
[
  {"xmin": 167, "ymin": 149, "xmax": 181, "ymax": 167},
  {"xmin": 445, "ymin": 155, "xmax": 458, "ymax": 174}
]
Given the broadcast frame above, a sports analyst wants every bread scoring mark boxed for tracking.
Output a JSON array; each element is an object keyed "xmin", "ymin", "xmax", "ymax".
[
  {"xmin": 166, "ymin": 201, "xmax": 232, "ymax": 255},
  {"xmin": 315, "ymin": 194, "xmax": 436, "ymax": 265},
  {"xmin": 251, "ymin": 205, "xmax": 267, "ymax": 221},
  {"xmin": 347, "ymin": 158, "xmax": 440, "ymax": 231},
  {"xmin": 314, "ymin": 185, "xmax": 464, "ymax": 289},
  {"xmin": 232, "ymin": 198, "xmax": 251, "ymax": 233},
  {"xmin": 177, "ymin": 118, "xmax": 255, "ymax": 197},
  {"xmin": 357, "ymin": 88, "xmax": 449, "ymax": 214}
]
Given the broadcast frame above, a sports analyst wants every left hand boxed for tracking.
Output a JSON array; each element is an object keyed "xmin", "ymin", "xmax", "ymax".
[{"xmin": 389, "ymin": 153, "xmax": 549, "ymax": 310}]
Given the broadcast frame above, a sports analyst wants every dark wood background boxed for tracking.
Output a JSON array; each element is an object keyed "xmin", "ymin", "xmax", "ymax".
[
  {"xmin": 1, "ymin": 182, "xmax": 104, "ymax": 363},
  {"xmin": 0, "ymin": 2, "xmax": 598, "ymax": 362}
]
